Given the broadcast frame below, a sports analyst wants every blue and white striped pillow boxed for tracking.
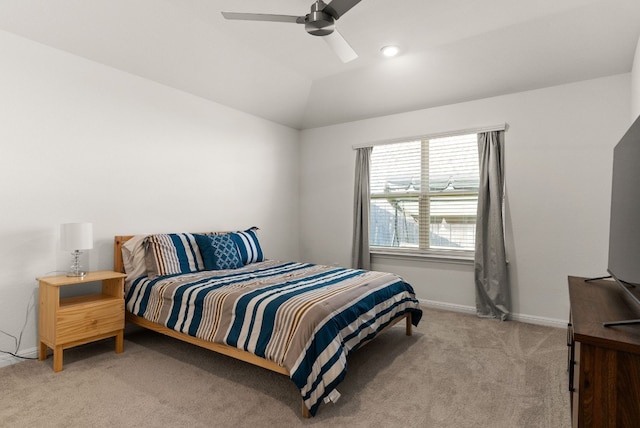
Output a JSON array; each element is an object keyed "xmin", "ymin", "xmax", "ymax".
[
  {"xmin": 229, "ymin": 228, "xmax": 264, "ymax": 265},
  {"xmin": 145, "ymin": 233, "xmax": 204, "ymax": 278}
]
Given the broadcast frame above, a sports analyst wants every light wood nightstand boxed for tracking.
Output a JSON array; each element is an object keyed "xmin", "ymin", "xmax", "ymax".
[{"xmin": 38, "ymin": 270, "xmax": 127, "ymax": 372}]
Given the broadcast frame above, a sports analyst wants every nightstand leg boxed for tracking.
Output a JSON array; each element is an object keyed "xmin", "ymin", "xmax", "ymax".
[
  {"xmin": 115, "ymin": 330, "xmax": 124, "ymax": 354},
  {"xmin": 38, "ymin": 342, "xmax": 47, "ymax": 361},
  {"xmin": 53, "ymin": 345, "xmax": 63, "ymax": 372}
]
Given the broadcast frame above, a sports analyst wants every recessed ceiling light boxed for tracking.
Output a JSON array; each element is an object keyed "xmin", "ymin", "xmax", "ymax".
[{"xmin": 381, "ymin": 45, "xmax": 399, "ymax": 58}]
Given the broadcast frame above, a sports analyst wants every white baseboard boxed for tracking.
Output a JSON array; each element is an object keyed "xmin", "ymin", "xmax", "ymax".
[
  {"xmin": 419, "ymin": 298, "xmax": 567, "ymax": 329},
  {"xmin": 510, "ymin": 313, "xmax": 568, "ymax": 329},
  {"xmin": 0, "ymin": 347, "xmax": 38, "ymax": 368},
  {"xmin": 420, "ymin": 298, "xmax": 476, "ymax": 315}
]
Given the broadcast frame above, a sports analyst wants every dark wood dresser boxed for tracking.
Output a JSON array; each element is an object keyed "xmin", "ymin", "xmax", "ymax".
[{"xmin": 568, "ymin": 276, "xmax": 640, "ymax": 427}]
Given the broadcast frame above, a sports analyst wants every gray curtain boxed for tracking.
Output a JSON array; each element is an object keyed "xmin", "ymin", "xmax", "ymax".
[
  {"xmin": 475, "ymin": 131, "xmax": 510, "ymax": 320},
  {"xmin": 352, "ymin": 147, "xmax": 372, "ymax": 270}
]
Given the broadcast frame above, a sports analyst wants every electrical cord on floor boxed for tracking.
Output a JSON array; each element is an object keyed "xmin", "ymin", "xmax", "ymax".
[
  {"xmin": 0, "ymin": 348, "xmax": 38, "ymax": 360},
  {"xmin": 0, "ymin": 288, "xmax": 38, "ymax": 360}
]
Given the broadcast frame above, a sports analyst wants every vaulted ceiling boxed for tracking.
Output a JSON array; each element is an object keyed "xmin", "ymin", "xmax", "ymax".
[{"xmin": 1, "ymin": 0, "xmax": 639, "ymax": 129}]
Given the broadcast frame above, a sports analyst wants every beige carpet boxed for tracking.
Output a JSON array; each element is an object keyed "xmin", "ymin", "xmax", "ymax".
[{"xmin": 0, "ymin": 308, "xmax": 570, "ymax": 427}]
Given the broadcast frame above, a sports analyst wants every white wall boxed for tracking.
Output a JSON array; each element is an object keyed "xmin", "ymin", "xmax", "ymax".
[
  {"xmin": 0, "ymin": 31, "xmax": 300, "ymax": 363},
  {"xmin": 300, "ymin": 74, "xmax": 631, "ymax": 325},
  {"xmin": 632, "ymin": 35, "xmax": 640, "ymax": 121}
]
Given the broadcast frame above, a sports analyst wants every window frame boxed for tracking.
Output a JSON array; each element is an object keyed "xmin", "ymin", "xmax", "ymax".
[{"xmin": 359, "ymin": 124, "xmax": 507, "ymax": 263}]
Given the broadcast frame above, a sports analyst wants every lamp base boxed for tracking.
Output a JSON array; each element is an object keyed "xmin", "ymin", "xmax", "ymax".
[
  {"xmin": 67, "ymin": 250, "xmax": 87, "ymax": 278},
  {"xmin": 66, "ymin": 271, "xmax": 87, "ymax": 278}
]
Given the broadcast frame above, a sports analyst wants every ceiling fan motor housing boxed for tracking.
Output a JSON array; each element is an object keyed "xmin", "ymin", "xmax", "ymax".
[{"xmin": 306, "ymin": 1, "xmax": 335, "ymax": 36}]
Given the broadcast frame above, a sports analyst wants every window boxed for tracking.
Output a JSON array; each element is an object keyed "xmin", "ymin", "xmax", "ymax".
[{"xmin": 369, "ymin": 133, "xmax": 479, "ymax": 257}]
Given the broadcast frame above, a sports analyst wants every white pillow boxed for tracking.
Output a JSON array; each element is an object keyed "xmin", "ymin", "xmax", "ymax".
[{"xmin": 121, "ymin": 235, "xmax": 147, "ymax": 282}]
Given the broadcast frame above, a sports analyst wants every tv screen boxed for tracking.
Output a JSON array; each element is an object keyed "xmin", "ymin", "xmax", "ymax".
[{"xmin": 607, "ymin": 114, "xmax": 640, "ymax": 306}]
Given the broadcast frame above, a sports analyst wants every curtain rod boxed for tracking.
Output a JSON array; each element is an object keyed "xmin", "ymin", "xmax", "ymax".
[{"xmin": 351, "ymin": 123, "xmax": 508, "ymax": 150}]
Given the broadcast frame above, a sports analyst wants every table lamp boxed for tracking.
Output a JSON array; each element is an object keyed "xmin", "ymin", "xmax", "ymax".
[{"xmin": 61, "ymin": 222, "xmax": 93, "ymax": 277}]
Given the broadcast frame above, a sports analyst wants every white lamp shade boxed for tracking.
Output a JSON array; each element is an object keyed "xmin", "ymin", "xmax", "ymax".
[{"xmin": 60, "ymin": 223, "xmax": 93, "ymax": 251}]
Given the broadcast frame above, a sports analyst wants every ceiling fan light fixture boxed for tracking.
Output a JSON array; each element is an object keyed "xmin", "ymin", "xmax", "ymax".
[{"xmin": 381, "ymin": 45, "xmax": 400, "ymax": 58}]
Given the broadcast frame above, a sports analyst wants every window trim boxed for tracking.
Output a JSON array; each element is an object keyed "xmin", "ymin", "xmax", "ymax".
[
  {"xmin": 370, "ymin": 246, "xmax": 474, "ymax": 265},
  {"xmin": 363, "ymin": 125, "xmax": 509, "ymax": 262},
  {"xmin": 369, "ymin": 135, "xmax": 479, "ymax": 255}
]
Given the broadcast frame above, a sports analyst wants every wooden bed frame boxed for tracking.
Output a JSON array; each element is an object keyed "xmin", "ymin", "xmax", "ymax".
[{"xmin": 114, "ymin": 235, "xmax": 412, "ymax": 418}]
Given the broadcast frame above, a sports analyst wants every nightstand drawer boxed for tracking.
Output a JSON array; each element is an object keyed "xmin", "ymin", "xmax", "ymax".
[{"xmin": 56, "ymin": 296, "xmax": 124, "ymax": 343}]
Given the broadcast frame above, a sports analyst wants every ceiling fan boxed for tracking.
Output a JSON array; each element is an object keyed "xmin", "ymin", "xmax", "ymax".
[{"xmin": 221, "ymin": 0, "xmax": 362, "ymax": 63}]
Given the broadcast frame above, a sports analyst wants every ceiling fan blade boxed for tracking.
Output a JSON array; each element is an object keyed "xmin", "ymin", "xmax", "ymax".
[
  {"xmin": 323, "ymin": 30, "xmax": 357, "ymax": 63},
  {"xmin": 221, "ymin": 12, "xmax": 304, "ymax": 24},
  {"xmin": 323, "ymin": 0, "xmax": 362, "ymax": 19}
]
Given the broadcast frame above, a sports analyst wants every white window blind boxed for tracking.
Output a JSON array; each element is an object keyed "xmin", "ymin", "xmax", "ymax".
[{"xmin": 370, "ymin": 133, "xmax": 479, "ymax": 254}]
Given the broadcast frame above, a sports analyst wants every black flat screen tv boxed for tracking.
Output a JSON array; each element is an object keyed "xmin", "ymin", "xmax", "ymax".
[{"xmin": 606, "ymin": 114, "xmax": 640, "ymax": 325}]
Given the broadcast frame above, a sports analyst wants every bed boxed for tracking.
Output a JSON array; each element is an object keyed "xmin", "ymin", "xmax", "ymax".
[{"xmin": 114, "ymin": 231, "xmax": 422, "ymax": 417}]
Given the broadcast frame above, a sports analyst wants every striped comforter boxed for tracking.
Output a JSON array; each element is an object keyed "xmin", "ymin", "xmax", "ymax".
[{"xmin": 125, "ymin": 260, "xmax": 423, "ymax": 416}]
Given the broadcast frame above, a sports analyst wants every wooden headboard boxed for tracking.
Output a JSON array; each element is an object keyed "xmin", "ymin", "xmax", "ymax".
[{"xmin": 114, "ymin": 235, "xmax": 135, "ymax": 274}]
